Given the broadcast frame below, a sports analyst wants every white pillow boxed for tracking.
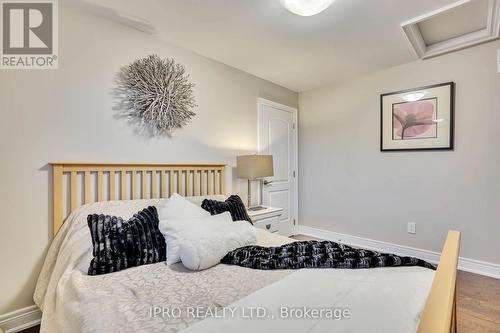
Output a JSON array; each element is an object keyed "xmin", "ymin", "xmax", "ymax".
[
  {"xmin": 185, "ymin": 195, "xmax": 227, "ymax": 206},
  {"xmin": 159, "ymin": 212, "xmax": 233, "ymax": 265},
  {"xmin": 179, "ymin": 220, "xmax": 257, "ymax": 271},
  {"xmin": 158, "ymin": 193, "xmax": 210, "ymax": 221}
]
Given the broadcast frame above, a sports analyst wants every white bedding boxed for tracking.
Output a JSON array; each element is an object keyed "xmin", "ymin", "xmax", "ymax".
[
  {"xmin": 182, "ymin": 267, "xmax": 434, "ymax": 333},
  {"xmin": 34, "ymin": 198, "xmax": 434, "ymax": 333},
  {"xmin": 34, "ymin": 198, "xmax": 292, "ymax": 333}
]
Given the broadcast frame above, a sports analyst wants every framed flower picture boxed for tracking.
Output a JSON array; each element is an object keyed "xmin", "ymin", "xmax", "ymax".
[{"xmin": 380, "ymin": 82, "xmax": 455, "ymax": 151}]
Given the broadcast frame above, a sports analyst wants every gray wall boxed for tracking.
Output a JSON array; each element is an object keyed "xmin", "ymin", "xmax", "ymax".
[
  {"xmin": 0, "ymin": 6, "xmax": 297, "ymax": 314},
  {"xmin": 299, "ymin": 40, "xmax": 500, "ymax": 265}
]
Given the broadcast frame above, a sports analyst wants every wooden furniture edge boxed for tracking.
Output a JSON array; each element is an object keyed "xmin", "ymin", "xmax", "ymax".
[
  {"xmin": 51, "ymin": 162, "xmax": 227, "ymax": 236},
  {"xmin": 417, "ymin": 230, "xmax": 461, "ymax": 333},
  {"xmin": 49, "ymin": 162, "xmax": 227, "ymax": 167}
]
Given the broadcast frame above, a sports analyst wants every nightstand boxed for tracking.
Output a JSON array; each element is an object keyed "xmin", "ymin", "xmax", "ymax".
[{"xmin": 247, "ymin": 206, "xmax": 283, "ymax": 233}]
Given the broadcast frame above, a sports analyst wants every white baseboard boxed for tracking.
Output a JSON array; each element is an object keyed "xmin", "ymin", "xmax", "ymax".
[
  {"xmin": 0, "ymin": 305, "xmax": 41, "ymax": 333},
  {"xmin": 297, "ymin": 225, "xmax": 500, "ymax": 280}
]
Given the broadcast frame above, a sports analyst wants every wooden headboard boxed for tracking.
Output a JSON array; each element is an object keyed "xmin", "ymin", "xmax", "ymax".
[{"xmin": 51, "ymin": 162, "xmax": 227, "ymax": 236}]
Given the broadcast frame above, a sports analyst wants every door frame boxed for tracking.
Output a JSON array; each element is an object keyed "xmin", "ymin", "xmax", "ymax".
[{"xmin": 257, "ymin": 98, "xmax": 299, "ymax": 235}]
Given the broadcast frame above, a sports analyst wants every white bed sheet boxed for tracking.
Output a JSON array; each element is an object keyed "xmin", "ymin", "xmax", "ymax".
[
  {"xmin": 182, "ymin": 267, "xmax": 434, "ymax": 333},
  {"xmin": 34, "ymin": 198, "xmax": 434, "ymax": 333},
  {"xmin": 34, "ymin": 198, "xmax": 292, "ymax": 333}
]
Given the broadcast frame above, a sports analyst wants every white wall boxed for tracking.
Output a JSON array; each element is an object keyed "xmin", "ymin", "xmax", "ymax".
[
  {"xmin": 0, "ymin": 6, "xmax": 297, "ymax": 314},
  {"xmin": 299, "ymin": 40, "xmax": 500, "ymax": 265}
]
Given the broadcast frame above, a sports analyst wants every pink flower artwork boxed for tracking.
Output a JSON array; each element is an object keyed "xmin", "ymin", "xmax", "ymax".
[{"xmin": 393, "ymin": 99, "xmax": 437, "ymax": 140}]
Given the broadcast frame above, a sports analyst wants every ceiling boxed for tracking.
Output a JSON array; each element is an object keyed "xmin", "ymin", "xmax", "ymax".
[
  {"xmin": 67, "ymin": 0, "xmax": 464, "ymax": 92},
  {"xmin": 418, "ymin": 0, "xmax": 489, "ymax": 46}
]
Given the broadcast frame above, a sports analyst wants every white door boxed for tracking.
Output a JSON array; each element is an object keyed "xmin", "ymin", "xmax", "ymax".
[{"xmin": 258, "ymin": 98, "xmax": 298, "ymax": 236}]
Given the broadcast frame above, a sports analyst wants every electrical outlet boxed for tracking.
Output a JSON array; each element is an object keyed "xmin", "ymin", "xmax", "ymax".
[{"xmin": 407, "ymin": 222, "xmax": 416, "ymax": 234}]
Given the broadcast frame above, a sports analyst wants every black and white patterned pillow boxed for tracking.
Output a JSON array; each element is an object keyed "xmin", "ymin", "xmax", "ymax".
[
  {"xmin": 87, "ymin": 206, "xmax": 166, "ymax": 276},
  {"xmin": 201, "ymin": 195, "xmax": 253, "ymax": 224}
]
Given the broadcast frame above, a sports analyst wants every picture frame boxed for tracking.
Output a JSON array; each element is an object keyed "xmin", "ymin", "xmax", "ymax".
[{"xmin": 380, "ymin": 82, "xmax": 455, "ymax": 152}]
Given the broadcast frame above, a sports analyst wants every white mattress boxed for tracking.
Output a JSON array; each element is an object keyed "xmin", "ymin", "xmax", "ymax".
[{"xmin": 34, "ymin": 198, "xmax": 434, "ymax": 333}]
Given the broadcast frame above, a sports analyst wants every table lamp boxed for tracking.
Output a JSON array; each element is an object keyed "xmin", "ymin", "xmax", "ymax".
[{"xmin": 237, "ymin": 155, "xmax": 274, "ymax": 211}]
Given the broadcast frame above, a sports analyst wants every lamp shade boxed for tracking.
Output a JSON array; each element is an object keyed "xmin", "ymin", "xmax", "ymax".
[{"xmin": 237, "ymin": 155, "xmax": 274, "ymax": 179}]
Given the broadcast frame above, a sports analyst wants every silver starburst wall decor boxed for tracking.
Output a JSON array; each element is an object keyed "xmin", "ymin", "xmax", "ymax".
[{"xmin": 114, "ymin": 55, "xmax": 197, "ymax": 135}]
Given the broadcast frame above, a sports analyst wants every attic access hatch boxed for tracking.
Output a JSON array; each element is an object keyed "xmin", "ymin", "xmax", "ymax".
[{"xmin": 402, "ymin": 0, "xmax": 500, "ymax": 59}]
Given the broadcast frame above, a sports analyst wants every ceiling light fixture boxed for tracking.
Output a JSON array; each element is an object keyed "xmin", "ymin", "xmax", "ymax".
[{"xmin": 280, "ymin": 0, "xmax": 335, "ymax": 16}]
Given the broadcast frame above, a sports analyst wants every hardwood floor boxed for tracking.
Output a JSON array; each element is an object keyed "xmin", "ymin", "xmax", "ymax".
[
  {"xmin": 19, "ymin": 236, "xmax": 500, "ymax": 333},
  {"xmin": 289, "ymin": 234, "xmax": 318, "ymax": 241},
  {"xmin": 18, "ymin": 327, "xmax": 39, "ymax": 333},
  {"xmin": 457, "ymin": 271, "xmax": 500, "ymax": 332}
]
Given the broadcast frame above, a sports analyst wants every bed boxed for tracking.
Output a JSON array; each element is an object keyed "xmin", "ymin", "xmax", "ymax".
[{"xmin": 34, "ymin": 162, "xmax": 460, "ymax": 333}]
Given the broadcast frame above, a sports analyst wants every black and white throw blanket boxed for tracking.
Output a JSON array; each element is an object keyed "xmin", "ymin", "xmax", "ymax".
[{"xmin": 221, "ymin": 240, "xmax": 435, "ymax": 270}]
